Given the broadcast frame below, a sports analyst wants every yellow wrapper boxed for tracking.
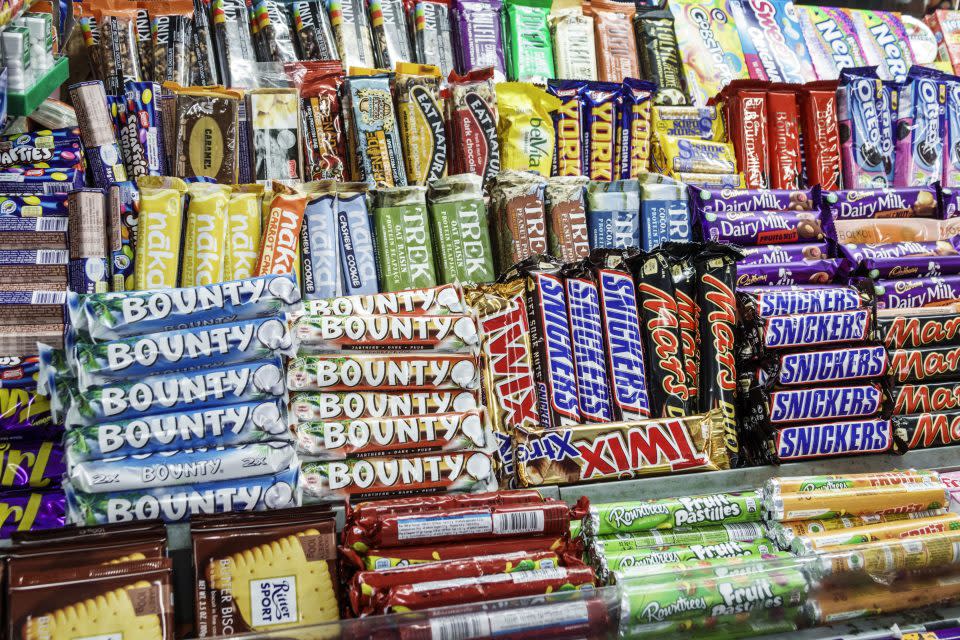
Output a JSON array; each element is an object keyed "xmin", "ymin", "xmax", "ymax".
[
  {"xmin": 672, "ymin": 172, "xmax": 745, "ymax": 188},
  {"xmin": 395, "ymin": 62, "xmax": 447, "ymax": 186},
  {"xmin": 133, "ymin": 176, "xmax": 188, "ymax": 290},
  {"xmin": 653, "ymin": 133, "xmax": 736, "ymax": 174},
  {"xmin": 652, "ymin": 105, "xmax": 726, "ymax": 142},
  {"xmin": 180, "ymin": 183, "xmax": 232, "ymax": 287},
  {"xmin": 495, "ymin": 82, "xmax": 562, "ymax": 177},
  {"xmin": 224, "ymin": 185, "xmax": 264, "ymax": 282}
]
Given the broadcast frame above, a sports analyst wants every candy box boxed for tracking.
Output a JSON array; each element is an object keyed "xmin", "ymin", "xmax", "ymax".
[{"xmin": 925, "ymin": 10, "xmax": 960, "ymax": 74}]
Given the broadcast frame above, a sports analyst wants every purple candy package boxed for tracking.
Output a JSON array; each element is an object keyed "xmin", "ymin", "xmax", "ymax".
[
  {"xmin": 838, "ymin": 66, "xmax": 892, "ymax": 189},
  {"xmin": 739, "ymin": 243, "xmax": 831, "ymax": 265},
  {"xmin": 877, "ymin": 80, "xmax": 899, "ymax": 186},
  {"xmin": 688, "ymin": 185, "xmax": 820, "ymax": 213},
  {"xmin": 0, "ymin": 439, "xmax": 64, "ymax": 490},
  {"xmin": 0, "ymin": 357, "xmax": 56, "ymax": 432},
  {"xmin": 875, "ymin": 274, "xmax": 960, "ymax": 308},
  {"xmin": 795, "ymin": 5, "xmax": 867, "ymax": 81},
  {"xmin": 728, "ymin": 0, "xmax": 816, "ymax": 84},
  {"xmin": 124, "ymin": 81, "xmax": 167, "ymax": 177},
  {"xmin": 450, "ymin": 0, "xmax": 506, "ymax": 80},
  {"xmin": 0, "ymin": 489, "xmax": 66, "ymax": 538},
  {"xmin": 894, "ymin": 66, "xmax": 946, "ymax": 188},
  {"xmin": 943, "ymin": 76, "xmax": 960, "ymax": 188},
  {"xmin": 697, "ymin": 208, "xmax": 832, "ymax": 246},
  {"xmin": 822, "ymin": 186, "xmax": 939, "ymax": 220},
  {"xmin": 862, "ymin": 254, "xmax": 960, "ymax": 279},
  {"xmin": 737, "ymin": 259, "xmax": 841, "ymax": 287}
]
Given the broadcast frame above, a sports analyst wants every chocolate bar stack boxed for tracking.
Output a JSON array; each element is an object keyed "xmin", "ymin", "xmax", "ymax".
[
  {"xmin": 736, "ymin": 282, "xmax": 898, "ymax": 465},
  {"xmin": 691, "ymin": 185, "xmax": 840, "ymax": 288},
  {"xmin": 339, "ymin": 491, "xmax": 593, "ymax": 617},
  {"xmin": 885, "ymin": 309, "xmax": 960, "ymax": 453},
  {"xmin": 291, "ymin": 284, "xmax": 499, "ymax": 503},
  {"xmin": 52, "ymin": 274, "xmax": 300, "ymax": 527}
]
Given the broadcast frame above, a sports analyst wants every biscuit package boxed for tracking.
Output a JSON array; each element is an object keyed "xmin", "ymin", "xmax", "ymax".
[{"xmin": 193, "ymin": 509, "xmax": 339, "ymax": 636}]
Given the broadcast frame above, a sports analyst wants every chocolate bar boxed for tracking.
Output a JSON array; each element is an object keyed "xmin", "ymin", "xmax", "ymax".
[
  {"xmin": 737, "ymin": 283, "xmax": 872, "ymax": 320},
  {"xmin": 739, "ymin": 308, "xmax": 876, "ymax": 361},
  {"xmin": 744, "ymin": 344, "xmax": 888, "ymax": 389}
]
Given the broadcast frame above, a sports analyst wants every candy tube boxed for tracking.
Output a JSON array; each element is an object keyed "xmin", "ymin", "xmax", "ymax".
[
  {"xmin": 764, "ymin": 482, "xmax": 948, "ymax": 521},
  {"xmin": 585, "ymin": 491, "xmax": 763, "ymax": 536}
]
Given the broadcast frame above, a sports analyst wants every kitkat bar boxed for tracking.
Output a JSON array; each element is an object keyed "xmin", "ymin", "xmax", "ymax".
[
  {"xmin": 715, "ymin": 81, "xmax": 769, "ymax": 189},
  {"xmin": 767, "ymin": 86, "xmax": 802, "ymax": 190},
  {"xmin": 800, "ymin": 81, "xmax": 842, "ymax": 190},
  {"xmin": 344, "ymin": 497, "xmax": 588, "ymax": 551}
]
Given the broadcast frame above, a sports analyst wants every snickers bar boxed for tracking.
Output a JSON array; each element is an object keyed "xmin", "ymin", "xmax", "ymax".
[
  {"xmin": 738, "ymin": 284, "xmax": 872, "ymax": 320},
  {"xmin": 772, "ymin": 419, "xmax": 897, "ymax": 462},
  {"xmin": 507, "ymin": 257, "xmax": 580, "ymax": 429},
  {"xmin": 563, "ymin": 261, "xmax": 613, "ymax": 423},
  {"xmin": 590, "ymin": 250, "xmax": 651, "ymax": 420},
  {"xmin": 743, "ymin": 383, "xmax": 889, "ymax": 428},
  {"xmin": 739, "ymin": 308, "xmax": 875, "ymax": 361},
  {"xmin": 747, "ymin": 344, "xmax": 888, "ymax": 389}
]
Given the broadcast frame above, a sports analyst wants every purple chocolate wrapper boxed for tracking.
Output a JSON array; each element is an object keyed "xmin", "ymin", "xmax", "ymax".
[
  {"xmin": 688, "ymin": 186, "xmax": 819, "ymax": 213},
  {"xmin": 875, "ymin": 274, "xmax": 960, "ymax": 308},
  {"xmin": 840, "ymin": 238, "xmax": 960, "ymax": 263},
  {"xmin": 0, "ymin": 440, "xmax": 64, "ymax": 490},
  {"xmin": 698, "ymin": 209, "xmax": 830, "ymax": 246},
  {"xmin": 737, "ymin": 259, "xmax": 841, "ymax": 287},
  {"xmin": 942, "ymin": 186, "xmax": 960, "ymax": 218},
  {"xmin": 739, "ymin": 243, "xmax": 831, "ymax": 265},
  {"xmin": 450, "ymin": 0, "xmax": 506, "ymax": 79},
  {"xmin": 944, "ymin": 78, "xmax": 960, "ymax": 188},
  {"xmin": 0, "ymin": 488, "xmax": 66, "ymax": 538},
  {"xmin": 863, "ymin": 254, "xmax": 960, "ymax": 279},
  {"xmin": 0, "ymin": 357, "xmax": 57, "ymax": 432},
  {"xmin": 822, "ymin": 186, "xmax": 939, "ymax": 220}
]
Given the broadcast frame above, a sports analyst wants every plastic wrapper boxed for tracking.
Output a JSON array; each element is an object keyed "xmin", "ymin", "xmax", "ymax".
[
  {"xmin": 503, "ymin": 0, "xmax": 554, "ymax": 82},
  {"xmin": 496, "ymin": 83, "xmax": 560, "ymax": 177},
  {"xmin": 330, "ymin": 0, "xmax": 376, "ymax": 68},
  {"xmin": 150, "ymin": 0, "xmax": 192, "ymax": 86},
  {"xmin": 394, "ymin": 63, "xmax": 447, "ymax": 187},
  {"xmin": 447, "ymin": 68, "xmax": 501, "ymax": 184},
  {"xmin": 550, "ymin": 8, "xmax": 596, "ymax": 81},
  {"xmin": 287, "ymin": 353, "xmax": 481, "ymax": 392},
  {"xmin": 370, "ymin": 0, "xmax": 413, "ymax": 69},
  {"xmin": 345, "ymin": 71, "xmax": 407, "ymax": 188},
  {"xmin": 585, "ymin": 491, "xmax": 762, "ymax": 537},
  {"xmin": 171, "ymin": 86, "xmax": 241, "ymax": 184},
  {"xmin": 301, "ymin": 283, "xmax": 465, "ymax": 316},
  {"xmin": 634, "ymin": 8, "xmax": 686, "ymax": 106},
  {"xmin": 0, "ymin": 489, "xmax": 66, "ymax": 538},
  {"xmin": 212, "ymin": 0, "xmax": 259, "ymax": 89},
  {"xmin": 289, "ymin": 390, "xmax": 480, "ymax": 423},
  {"xmin": 764, "ymin": 481, "xmax": 948, "ymax": 521},
  {"xmin": 450, "ymin": 0, "xmax": 506, "ymax": 79},
  {"xmin": 427, "ymin": 174, "xmax": 497, "ymax": 284}
]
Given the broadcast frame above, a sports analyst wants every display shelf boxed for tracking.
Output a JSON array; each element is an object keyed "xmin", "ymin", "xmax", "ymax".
[
  {"xmin": 557, "ymin": 446, "xmax": 960, "ymax": 505},
  {"xmin": 7, "ymin": 57, "xmax": 69, "ymax": 117},
  {"xmin": 755, "ymin": 604, "xmax": 960, "ymax": 640}
]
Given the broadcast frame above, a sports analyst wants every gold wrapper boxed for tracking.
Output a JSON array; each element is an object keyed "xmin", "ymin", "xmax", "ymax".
[
  {"xmin": 395, "ymin": 62, "xmax": 447, "ymax": 186},
  {"xmin": 514, "ymin": 410, "xmax": 728, "ymax": 487}
]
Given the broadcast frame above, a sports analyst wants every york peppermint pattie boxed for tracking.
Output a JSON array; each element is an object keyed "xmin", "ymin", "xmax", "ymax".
[
  {"xmin": 64, "ymin": 399, "xmax": 291, "ymax": 461},
  {"xmin": 65, "ymin": 466, "xmax": 299, "ymax": 524},
  {"xmin": 65, "ymin": 357, "xmax": 286, "ymax": 427},
  {"xmin": 73, "ymin": 316, "xmax": 293, "ymax": 390},
  {"xmin": 71, "ymin": 273, "xmax": 300, "ymax": 342},
  {"xmin": 68, "ymin": 442, "xmax": 298, "ymax": 493}
]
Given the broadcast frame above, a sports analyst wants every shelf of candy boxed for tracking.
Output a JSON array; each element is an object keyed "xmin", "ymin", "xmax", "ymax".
[
  {"xmin": 292, "ymin": 284, "xmax": 499, "ymax": 503},
  {"xmin": 45, "ymin": 274, "xmax": 302, "ymax": 526}
]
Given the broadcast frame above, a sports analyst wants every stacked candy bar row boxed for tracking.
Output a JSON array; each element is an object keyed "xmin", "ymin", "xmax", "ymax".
[{"xmin": 44, "ymin": 274, "xmax": 301, "ymax": 526}]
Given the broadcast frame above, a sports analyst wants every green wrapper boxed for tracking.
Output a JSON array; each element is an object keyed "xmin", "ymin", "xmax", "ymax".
[
  {"xmin": 610, "ymin": 552, "xmax": 797, "ymax": 585},
  {"xmin": 621, "ymin": 565, "xmax": 810, "ymax": 631},
  {"xmin": 593, "ymin": 522, "xmax": 767, "ymax": 555},
  {"xmin": 622, "ymin": 609, "xmax": 802, "ymax": 639},
  {"xmin": 587, "ymin": 491, "xmax": 762, "ymax": 536},
  {"xmin": 427, "ymin": 174, "xmax": 496, "ymax": 284},
  {"xmin": 503, "ymin": 0, "xmax": 555, "ymax": 82},
  {"xmin": 372, "ymin": 186, "xmax": 438, "ymax": 292},
  {"xmin": 598, "ymin": 538, "xmax": 777, "ymax": 572},
  {"xmin": 570, "ymin": 518, "xmax": 582, "ymax": 538}
]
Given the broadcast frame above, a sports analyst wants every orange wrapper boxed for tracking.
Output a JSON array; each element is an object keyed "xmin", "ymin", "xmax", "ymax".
[
  {"xmin": 585, "ymin": 0, "xmax": 639, "ymax": 83},
  {"xmin": 254, "ymin": 182, "xmax": 306, "ymax": 277}
]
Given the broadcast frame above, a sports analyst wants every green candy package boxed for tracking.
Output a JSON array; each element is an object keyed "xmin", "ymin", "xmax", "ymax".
[
  {"xmin": 502, "ymin": 0, "xmax": 555, "ymax": 82},
  {"xmin": 586, "ymin": 491, "xmax": 763, "ymax": 536},
  {"xmin": 372, "ymin": 186, "xmax": 438, "ymax": 292},
  {"xmin": 427, "ymin": 174, "xmax": 497, "ymax": 284}
]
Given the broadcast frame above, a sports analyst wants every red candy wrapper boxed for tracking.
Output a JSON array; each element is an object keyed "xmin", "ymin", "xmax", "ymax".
[
  {"xmin": 291, "ymin": 61, "xmax": 348, "ymax": 181},
  {"xmin": 347, "ymin": 489, "xmax": 546, "ymax": 525},
  {"xmin": 767, "ymin": 87, "xmax": 802, "ymax": 190},
  {"xmin": 717, "ymin": 81, "xmax": 769, "ymax": 189},
  {"xmin": 800, "ymin": 81, "xmax": 842, "ymax": 190},
  {"xmin": 446, "ymin": 67, "xmax": 501, "ymax": 184},
  {"xmin": 344, "ymin": 497, "xmax": 588, "ymax": 551},
  {"xmin": 342, "ymin": 534, "xmax": 576, "ymax": 570}
]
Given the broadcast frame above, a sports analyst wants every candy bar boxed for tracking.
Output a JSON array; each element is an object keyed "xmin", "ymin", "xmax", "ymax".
[
  {"xmin": 394, "ymin": 64, "xmax": 447, "ymax": 187},
  {"xmin": 810, "ymin": 530, "xmax": 960, "ymax": 580},
  {"xmin": 414, "ymin": 0, "xmax": 455, "ymax": 79},
  {"xmin": 881, "ymin": 310, "xmax": 960, "ymax": 350},
  {"xmin": 133, "ymin": 176, "xmax": 187, "ymax": 290},
  {"xmin": 502, "ymin": 0, "xmax": 554, "ymax": 82},
  {"xmin": 330, "ymin": 0, "xmax": 376, "ymax": 68},
  {"xmin": 548, "ymin": 80, "xmax": 585, "ymax": 177},
  {"xmin": 743, "ymin": 383, "xmax": 889, "ymax": 431},
  {"xmin": 0, "ymin": 490, "xmax": 66, "ymax": 538},
  {"xmin": 875, "ymin": 275, "xmax": 960, "ymax": 308},
  {"xmin": 451, "ymin": 0, "xmax": 506, "ymax": 79},
  {"xmin": 515, "ymin": 412, "xmax": 729, "ymax": 486},
  {"xmin": 0, "ymin": 440, "xmax": 63, "ymax": 490},
  {"xmin": 637, "ymin": 174, "xmax": 690, "ymax": 249},
  {"xmin": 673, "ymin": 172, "xmax": 744, "ymax": 188},
  {"xmin": 780, "ymin": 418, "xmax": 897, "ymax": 464},
  {"xmin": 301, "ymin": 451, "xmax": 498, "ymax": 502},
  {"xmin": 745, "ymin": 344, "xmax": 888, "ymax": 389},
  {"xmin": 545, "ymin": 176, "xmax": 590, "ymax": 262},
  {"xmin": 739, "ymin": 244, "xmax": 830, "ymax": 265},
  {"xmin": 286, "ymin": 354, "xmax": 481, "ymax": 392},
  {"xmin": 738, "ymin": 284, "xmax": 872, "ymax": 320},
  {"xmin": 427, "ymin": 174, "xmax": 497, "ymax": 285},
  {"xmin": 446, "ymin": 68, "xmax": 501, "ymax": 183},
  {"xmin": 723, "ymin": 82, "xmax": 770, "ymax": 189},
  {"xmin": 654, "ymin": 134, "xmax": 736, "ymax": 174},
  {"xmin": 822, "ymin": 186, "xmax": 938, "ymax": 219},
  {"xmin": 298, "ymin": 62, "xmax": 347, "ymax": 182},
  {"xmin": 300, "ymin": 185, "xmax": 339, "ymax": 300},
  {"xmin": 895, "ymin": 411, "xmax": 960, "ymax": 450},
  {"xmin": 74, "ymin": 316, "xmax": 294, "ymax": 390},
  {"xmin": 618, "ymin": 79, "xmax": 656, "ymax": 179},
  {"xmin": 72, "ymin": 274, "xmax": 300, "ymax": 342},
  {"xmin": 69, "ymin": 442, "xmax": 297, "ymax": 494},
  {"xmin": 65, "ymin": 400, "xmax": 291, "ymax": 461},
  {"xmin": 739, "ymin": 308, "xmax": 875, "ymax": 360},
  {"xmin": 370, "ymin": 0, "xmax": 414, "ymax": 69},
  {"xmin": 652, "ymin": 106, "xmax": 724, "ymax": 141},
  {"xmin": 334, "ymin": 183, "xmax": 379, "ymax": 295},
  {"xmin": 561, "ymin": 262, "xmax": 613, "ymax": 424},
  {"xmin": 371, "ymin": 186, "xmax": 439, "ymax": 291},
  {"xmin": 586, "ymin": 180, "xmax": 640, "ymax": 250},
  {"xmin": 66, "ymin": 357, "xmax": 286, "ymax": 427},
  {"xmin": 591, "ymin": 250, "xmax": 651, "ymax": 420},
  {"xmin": 496, "ymin": 84, "xmax": 559, "ymax": 177},
  {"xmin": 180, "ymin": 183, "xmax": 231, "ymax": 287},
  {"xmin": 66, "ymin": 466, "xmax": 299, "ymax": 524},
  {"xmin": 290, "ymin": 390, "xmax": 480, "ymax": 422},
  {"xmin": 172, "ymin": 87, "xmax": 241, "ymax": 184},
  {"xmin": 377, "ymin": 565, "xmax": 595, "ymax": 613},
  {"xmin": 301, "ymin": 283, "xmax": 465, "ymax": 316},
  {"xmin": 550, "ymin": 9, "xmax": 597, "ymax": 81},
  {"xmin": 895, "ymin": 380, "xmax": 960, "ymax": 415},
  {"xmin": 736, "ymin": 260, "xmax": 840, "ymax": 287},
  {"xmin": 697, "ymin": 208, "xmax": 827, "ymax": 246},
  {"xmin": 0, "ymin": 193, "xmax": 68, "ymax": 217},
  {"xmin": 490, "ymin": 171, "xmax": 548, "ymax": 272},
  {"xmin": 889, "ymin": 344, "xmax": 960, "ymax": 384},
  {"xmin": 634, "ymin": 9, "xmax": 686, "ymax": 106},
  {"xmin": 293, "ymin": 314, "xmax": 479, "ymax": 354},
  {"xmin": 895, "ymin": 67, "xmax": 946, "ymax": 187}
]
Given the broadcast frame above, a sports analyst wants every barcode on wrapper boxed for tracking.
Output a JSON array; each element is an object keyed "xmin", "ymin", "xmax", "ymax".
[
  {"xmin": 31, "ymin": 291, "xmax": 66, "ymax": 305},
  {"xmin": 37, "ymin": 250, "xmax": 67, "ymax": 264},
  {"xmin": 37, "ymin": 217, "xmax": 67, "ymax": 232},
  {"xmin": 430, "ymin": 613, "xmax": 491, "ymax": 640},
  {"xmin": 492, "ymin": 509, "xmax": 545, "ymax": 535},
  {"xmin": 723, "ymin": 522, "xmax": 765, "ymax": 541}
]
